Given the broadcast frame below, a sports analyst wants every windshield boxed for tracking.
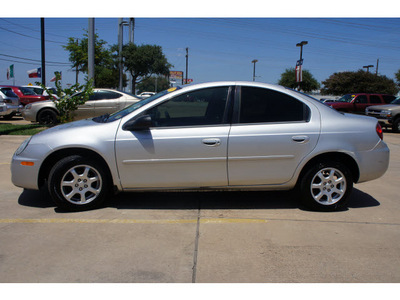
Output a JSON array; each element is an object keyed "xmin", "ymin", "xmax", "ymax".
[
  {"xmin": 19, "ymin": 87, "xmax": 38, "ymax": 96},
  {"xmin": 391, "ymin": 97, "xmax": 400, "ymax": 105},
  {"xmin": 337, "ymin": 94, "xmax": 355, "ymax": 103},
  {"xmin": 101, "ymin": 87, "xmax": 182, "ymax": 123}
]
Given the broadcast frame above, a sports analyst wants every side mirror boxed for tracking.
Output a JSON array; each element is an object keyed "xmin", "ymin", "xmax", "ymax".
[{"xmin": 122, "ymin": 115, "xmax": 152, "ymax": 131}]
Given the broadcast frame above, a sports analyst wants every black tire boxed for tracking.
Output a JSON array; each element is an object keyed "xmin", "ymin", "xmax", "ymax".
[
  {"xmin": 37, "ymin": 109, "xmax": 58, "ymax": 126},
  {"xmin": 392, "ymin": 118, "xmax": 400, "ymax": 133},
  {"xmin": 300, "ymin": 161, "xmax": 353, "ymax": 211},
  {"xmin": 2, "ymin": 112, "xmax": 15, "ymax": 120},
  {"xmin": 48, "ymin": 155, "xmax": 110, "ymax": 211}
]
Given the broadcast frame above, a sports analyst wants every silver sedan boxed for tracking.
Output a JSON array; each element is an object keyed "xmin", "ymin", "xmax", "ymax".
[
  {"xmin": 11, "ymin": 81, "xmax": 390, "ymax": 211},
  {"xmin": 22, "ymin": 88, "xmax": 141, "ymax": 125}
]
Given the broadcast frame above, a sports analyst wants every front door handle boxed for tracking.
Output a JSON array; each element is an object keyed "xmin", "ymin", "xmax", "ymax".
[
  {"xmin": 292, "ymin": 135, "xmax": 310, "ymax": 143},
  {"xmin": 202, "ymin": 138, "xmax": 221, "ymax": 147}
]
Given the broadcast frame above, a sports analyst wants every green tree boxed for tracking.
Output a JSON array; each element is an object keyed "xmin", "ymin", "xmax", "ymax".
[
  {"xmin": 321, "ymin": 70, "xmax": 399, "ymax": 95},
  {"xmin": 122, "ymin": 43, "xmax": 172, "ymax": 92},
  {"xmin": 38, "ymin": 72, "xmax": 94, "ymax": 124},
  {"xmin": 136, "ymin": 76, "xmax": 170, "ymax": 94},
  {"xmin": 63, "ymin": 33, "xmax": 115, "ymax": 87},
  {"xmin": 395, "ymin": 69, "xmax": 400, "ymax": 87},
  {"xmin": 278, "ymin": 68, "xmax": 320, "ymax": 92}
]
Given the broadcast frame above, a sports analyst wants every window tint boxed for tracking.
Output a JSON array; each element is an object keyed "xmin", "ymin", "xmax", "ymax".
[
  {"xmin": 370, "ymin": 95, "xmax": 382, "ymax": 104},
  {"xmin": 239, "ymin": 87, "xmax": 310, "ymax": 123},
  {"xmin": 94, "ymin": 90, "xmax": 122, "ymax": 100},
  {"xmin": 145, "ymin": 87, "xmax": 229, "ymax": 127},
  {"xmin": 19, "ymin": 87, "xmax": 37, "ymax": 95},
  {"xmin": 0, "ymin": 88, "xmax": 17, "ymax": 98},
  {"xmin": 355, "ymin": 95, "xmax": 368, "ymax": 104},
  {"xmin": 383, "ymin": 95, "xmax": 396, "ymax": 104}
]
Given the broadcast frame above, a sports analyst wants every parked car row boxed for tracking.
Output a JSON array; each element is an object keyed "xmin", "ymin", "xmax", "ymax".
[{"xmin": 22, "ymin": 89, "xmax": 142, "ymax": 125}]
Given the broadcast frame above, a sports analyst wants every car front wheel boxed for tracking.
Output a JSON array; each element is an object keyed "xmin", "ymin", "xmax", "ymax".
[
  {"xmin": 37, "ymin": 109, "xmax": 58, "ymax": 126},
  {"xmin": 300, "ymin": 161, "xmax": 353, "ymax": 211},
  {"xmin": 48, "ymin": 155, "xmax": 110, "ymax": 211}
]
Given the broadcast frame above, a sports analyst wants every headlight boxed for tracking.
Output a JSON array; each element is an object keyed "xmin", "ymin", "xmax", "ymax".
[
  {"xmin": 380, "ymin": 110, "xmax": 392, "ymax": 118},
  {"xmin": 25, "ymin": 104, "xmax": 32, "ymax": 110},
  {"xmin": 15, "ymin": 137, "xmax": 32, "ymax": 156}
]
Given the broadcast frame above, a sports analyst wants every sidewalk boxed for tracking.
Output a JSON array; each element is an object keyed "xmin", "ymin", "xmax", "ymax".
[{"xmin": 0, "ymin": 116, "xmax": 32, "ymax": 125}]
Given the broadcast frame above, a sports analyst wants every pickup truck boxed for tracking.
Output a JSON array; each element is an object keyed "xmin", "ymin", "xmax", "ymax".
[
  {"xmin": 366, "ymin": 97, "xmax": 400, "ymax": 132},
  {"xmin": 328, "ymin": 93, "xmax": 396, "ymax": 114}
]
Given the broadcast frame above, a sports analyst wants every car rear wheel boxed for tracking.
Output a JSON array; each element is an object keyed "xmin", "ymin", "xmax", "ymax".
[
  {"xmin": 37, "ymin": 109, "xmax": 58, "ymax": 126},
  {"xmin": 48, "ymin": 155, "xmax": 110, "ymax": 211},
  {"xmin": 2, "ymin": 112, "xmax": 16, "ymax": 120},
  {"xmin": 300, "ymin": 161, "xmax": 353, "ymax": 211}
]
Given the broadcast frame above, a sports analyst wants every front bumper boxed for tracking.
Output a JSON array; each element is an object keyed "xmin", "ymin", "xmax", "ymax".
[{"xmin": 11, "ymin": 142, "xmax": 52, "ymax": 190}]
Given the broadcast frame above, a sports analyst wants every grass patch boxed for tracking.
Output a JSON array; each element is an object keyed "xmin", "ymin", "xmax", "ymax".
[{"xmin": 0, "ymin": 123, "xmax": 48, "ymax": 136}]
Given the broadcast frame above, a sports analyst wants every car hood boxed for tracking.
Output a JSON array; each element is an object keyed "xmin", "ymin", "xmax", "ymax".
[{"xmin": 31, "ymin": 118, "xmax": 121, "ymax": 149}]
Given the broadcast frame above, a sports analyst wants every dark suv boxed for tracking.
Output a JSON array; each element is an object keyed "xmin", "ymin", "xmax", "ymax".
[{"xmin": 328, "ymin": 93, "xmax": 396, "ymax": 114}]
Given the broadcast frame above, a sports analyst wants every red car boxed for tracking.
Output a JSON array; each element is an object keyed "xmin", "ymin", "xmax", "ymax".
[
  {"xmin": 0, "ymin": 85, "xmax": 49, "ymax": 106},
  {"xmin": 329, "ymin": 93, "xmax": 396, "ymax": 114}
]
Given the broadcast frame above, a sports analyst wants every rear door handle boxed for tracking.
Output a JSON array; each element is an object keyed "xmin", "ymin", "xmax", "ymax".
[
  {"xmin": 292, "ymin": 135, "xmax": 310, "ymax": 143},
  {"xmin": 202, "ymin": 138, "xmax": 221, "ymax": 147}
]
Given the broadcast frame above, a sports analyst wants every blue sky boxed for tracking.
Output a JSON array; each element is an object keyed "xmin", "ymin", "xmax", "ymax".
[{"xmin": 1, "ymin": 2, "xmax": 400, "ymax": 92}]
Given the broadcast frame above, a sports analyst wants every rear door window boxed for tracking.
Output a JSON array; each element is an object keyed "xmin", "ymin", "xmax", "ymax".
[{"xmin": 239, "ymin": 86, "xmax": 310, "ymax": 124}]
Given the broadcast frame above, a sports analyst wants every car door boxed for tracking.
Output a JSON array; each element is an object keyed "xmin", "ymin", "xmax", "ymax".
[
  {"xmin": 353, "ymin": 95, "xmax": 369, "ymax": 113},
  {"xmin": 74, "ymin": 92, "xmax": 97, "ymax": 120},
  {"xmin": 115, "ymin": 86, "xmax": 232, "ymax": 189},
  {"xmin": 93, "ymin": 90, "xmax": 121, "ymax": 116},
  {"xmin": 227, "ymin": 86, "xmax": 320, "ymax": 186}
]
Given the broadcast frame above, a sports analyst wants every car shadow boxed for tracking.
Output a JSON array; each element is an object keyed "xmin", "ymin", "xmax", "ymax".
[{"xmin": 18, "ymin": 187, "xmax": 380, "ymax": 212}]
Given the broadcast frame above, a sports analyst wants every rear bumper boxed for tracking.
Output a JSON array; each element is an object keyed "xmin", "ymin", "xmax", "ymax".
[
  {"xmin": 0, "ymin": 104, "xmax": 21, "ymax": 116},
  {"xmin": 357, "ymin": 140, "xmax": 390, "ymax": 183}
]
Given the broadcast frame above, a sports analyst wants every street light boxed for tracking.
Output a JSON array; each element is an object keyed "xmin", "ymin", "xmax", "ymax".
[
  {"xmin": 252, "ymin": 59, "xmax": 258, "ymax": 81},
  {"xmin": 296, "ymin": 41, "xmax": 308, "ymax": 61},
  {"xmin": 296, "ymin": 41, "xmax": 308, "ymax": 90},
  {"xmin": 363, "ymin": 65, "xmax": 374, "ymax": 73}
]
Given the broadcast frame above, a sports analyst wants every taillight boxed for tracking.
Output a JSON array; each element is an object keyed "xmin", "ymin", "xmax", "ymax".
[{"xmin": 376, "ymin": 123, "xmax": 383, "ymax": 140}]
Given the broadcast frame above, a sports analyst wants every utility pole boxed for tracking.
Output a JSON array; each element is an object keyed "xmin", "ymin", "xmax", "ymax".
[
  {"xmin": 128, "ymin": 18, "xmax": 135, "ymax": 93},
  {"xmin": 185, "ymin": 47, "xmax": 189, "ymax": 84},
  {"xmin": 41, "ymin": 18, "xmax": 46, "ymax": 86},
  {"xmin": 88, "ymin": 18, "xmax": 95, "ymax": 86},
  {"xmin": 75, "ymin": 39, "xmax": 79, "ymax": 84},
  {"xmin": 376, "ymin": 59, "xmax": 379, "ymax": 76},
  {"xmin": 118, "ymin": 18, "xmax": 129, "ymax": 91},
  {"xmin": 251, "ymin": 59, "xmax": 258, "ymax": 81}
]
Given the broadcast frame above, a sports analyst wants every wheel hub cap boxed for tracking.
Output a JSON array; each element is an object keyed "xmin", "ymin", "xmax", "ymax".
[
  {"xmin": 60, "ymin": 165, "xmax": 102, "ymax": 205},
  {"xmin": 310, "ymin": 167, "xmax": 346, "ymax": 205}
]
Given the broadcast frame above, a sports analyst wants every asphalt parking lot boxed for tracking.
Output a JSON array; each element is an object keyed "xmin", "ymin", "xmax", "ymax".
[{"xmin": 0, "ymin": 129, "xmax": 399, "ymax": 283}]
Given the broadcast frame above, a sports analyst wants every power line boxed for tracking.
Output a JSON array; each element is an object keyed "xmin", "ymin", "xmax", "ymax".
[
  {"xmin": 0, "ymin": 25, "xmax": 67, "ymax": 45},
  {"xmin": 0, "ymin": 54, "xmax": 70, "ymax": 65},
  {"xmin": 0, "ymin": 18, "xmax": 70, "ymax": 39}
]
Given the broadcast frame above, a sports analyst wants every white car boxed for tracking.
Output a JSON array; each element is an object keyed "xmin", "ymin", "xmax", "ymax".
[
  {"xmin": 138, "ymin": 92, "xmax": 156, "ymax": 98},
  {"xmin": 22, "ymin": 85, "xmax": 58, "ymax": 99},
  {"xmin": 22, "ymin": 89, "xmax": 141, "ymax": 125},
  {"xmin": 12, "ymin": 81, "xmax": 389, "ymax": 212}
]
